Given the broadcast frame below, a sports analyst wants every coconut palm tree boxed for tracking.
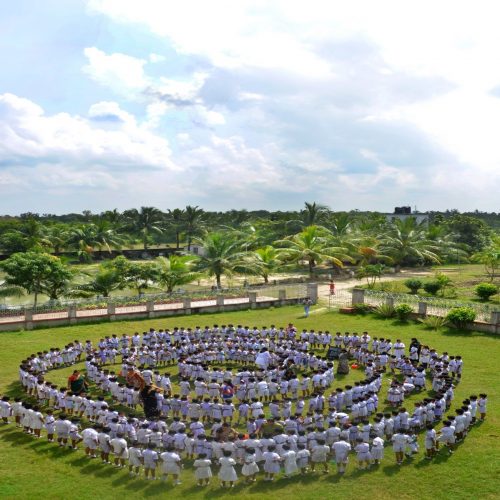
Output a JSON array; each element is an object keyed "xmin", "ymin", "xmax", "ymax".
[
  {"xmin": 301, "ymin": 202, "xmax": 330, "ymax": 226},
  {"xmin": 249, "ymin": 246, "xmax": 284, "ymax": 284},
  {"xmin": 125, "ymin": 207, "xmax": 165, "ymax": 250},
  {"xmin": 66, "ymin": 225, "xmax": 100, "ymax": 262},
  {"xmin": 275, "ymin": 225, "xmax": 351, "ymax": 277},
  {"xmin": 194, "ymin": 232, "xmax": 249, "ymax": 288},
  {"xmin": 167, "ymin": 208, "xmax": 185, "ymax": 250},
  {"xmin": 379, "ymin": 218, "xmax": 443, "ymax": 268},
  {"xmin": 156, "ymin": 255, "xmax": 200, "ymax": 293},
  {"xmin": 183, "ymin": 205, "xmax": 205, "ymax": 251}
]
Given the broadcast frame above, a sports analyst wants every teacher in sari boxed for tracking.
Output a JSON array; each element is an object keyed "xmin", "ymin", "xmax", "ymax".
[{"xmin": 67, "ymin": 370, "xmax": 88, "ymax": 395}]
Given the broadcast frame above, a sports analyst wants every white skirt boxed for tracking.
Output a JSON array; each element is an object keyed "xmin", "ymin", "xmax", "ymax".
[
  {"xmin": 195, "ymin": 466, "xmax": 212, "ymax": 479},
  {"xmin": 242, "ymin": 462, "xmax": 259, "ymax": 476},
  {"xmin": 219, "ymin": 466, "xmax": 237, "ymax": 482}
]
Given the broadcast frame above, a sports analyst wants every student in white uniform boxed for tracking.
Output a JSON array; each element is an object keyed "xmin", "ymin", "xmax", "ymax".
[
  {"xmin": 370, "ymin": 436, "xmax": 385, "ymax": 465},
  {"xmin": 310, "ymin": 439, "xmax": 330, "ymax": 473},
  {"xmin": 332, "ymin": 439, "xmax": 351, "ymax": 474},
  {"xmin": 193, "ymin": 453, "xmax": 212, "ymax": 487},
  {"xmin": 354, "ymin": 438, "xmax": 372, "ymax": 470},
  {"xmin": 143, "ymin": 443, "xmax": 159, "ymax": 480},
  {"xmin": 391, "ymin": 431, "xmax": 409, "ymax": 465},
  {"xmin": 82, "ymin": 424, "xmax": 99, "ymax": 458},
  {"xmin": 0, "ymin": 396, "xmax": 11, "ymax": 424},
  {"xmin": 128, "ymin": 441, "xmax": 143, "ymax": 477},
  {"xmin": 424, "ymin": 424, "xmax": 437, "ymax": 459},
  {"xmin": 160, "ymin": 446, "xmax": 182, "ymax": 485},
  {"xmin": 282, "ymin": 444, "xmax": 298, "ymax": 477},
  {"xmin": 241, "ymin": 449, "xmax": 259, "ymax": 483},
  {"xmin": 110, "ymin": 432, "xmax": 129, "ymax": 468},
  {"xmin": 218, "ymin": 450, "xmax": 238, "ymax": 488}
]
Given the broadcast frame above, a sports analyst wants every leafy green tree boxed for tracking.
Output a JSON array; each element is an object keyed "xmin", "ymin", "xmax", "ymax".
[
  {"xmin": 194, "ymin": 232, "xmax": 248, "ymax": 288},
  {"xmin": 0, "ymin": 252, "xmax": 71, "ymax": 306},
  {"xmin": 472, "ymin": 236, "xmax": 500, "ymax": 281},
  {"xmin": 0, "ymin": 219, "xmax": 50, "ymax": 254},
  {"xmin": 444, "ymin": 214, "xmax": 491, "ymax": 252},
  {"xmin": 123, "ymin": 261, "xmax": 160, "ymax": 295},
  {"xmin": 356, "ymin": 264, "xmax": 385, "ymax": 288},
  {"xmin": 156, "ymin": 255, "xmax": 200, "ymax": 293}
]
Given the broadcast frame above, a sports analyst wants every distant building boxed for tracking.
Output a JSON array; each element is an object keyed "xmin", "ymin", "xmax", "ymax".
[
  {"xmin": 188, "ymin": 244, "xmax": 207, "ymax": 257},
  {"xmin": 384, "ymin": 206, "xmax": 428, "ymax": 225}
]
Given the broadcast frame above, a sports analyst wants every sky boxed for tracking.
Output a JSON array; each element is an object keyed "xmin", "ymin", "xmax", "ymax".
[{"xmin": 0, "ymin": 0, "xmax": 499, "ymax": 215}]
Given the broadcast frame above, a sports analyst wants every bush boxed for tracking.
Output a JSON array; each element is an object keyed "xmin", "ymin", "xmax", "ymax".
[
  {"xmin": 352, "ymin": 303, "xmax": 371, "ymax": 315},
  {"xmin": 418, "ymin": 315, "xmax": 449, "ymax": 330},
  {"xmin": 446, "ymin": 307, "xmax": 476, "ymax": 329},
  {"xmin": 423, "ymin": 281, "xmax": 442, "ymax": 296},
  {"xmin": 475, "ymin": 282, "xmax": 499, "ymax": 301},
  {"xmin": 374, "ymin": 303, "xmax": 395, "ymax": 318},
  {"xmin": 395, "ymin": 303, "xmax": 413, "ymax": 321},
  {"xmin": 404, "ymin": 278, "xmax": 422, "ymax": 294}
]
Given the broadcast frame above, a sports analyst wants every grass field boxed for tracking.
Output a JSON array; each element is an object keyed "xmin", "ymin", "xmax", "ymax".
[
  {"xmin": 0, "ymin": 306, "xmax": 499, "ymax": 500},
  {"xmin": 361, "ymin": 264, "xmax": 500, "ymax": 304}
]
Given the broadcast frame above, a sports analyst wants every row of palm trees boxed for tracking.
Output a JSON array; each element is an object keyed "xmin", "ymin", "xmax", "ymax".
[{"xmin": 0, "ymin": 216, "xmax": 477, "ymax": 305}]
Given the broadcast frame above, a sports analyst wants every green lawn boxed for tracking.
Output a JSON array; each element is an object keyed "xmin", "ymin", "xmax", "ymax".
[
  {"xmin": 0, "ymin": 306, "xmax": 498, "ymax": 500},
  {"xmin": 360, "ymin": 264, "xmax": 499, "ymax": 304}
]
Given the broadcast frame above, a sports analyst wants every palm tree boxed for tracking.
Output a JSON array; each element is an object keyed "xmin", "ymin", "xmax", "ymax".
[
  {"xmin": 167, "ymin": 208, "xmax": 185, "ymax": 250},
  {"xmin": 125, "ymin": 207, "xmax": 165, "ymax": 250},
  {"xmin": 379, "ymin": 218, "xmax": 443, "ymax": 268},
  {"xmin": 156, "ymin": 255, "xmax": 200, "ymax": 293},
  {"xmin": 91, "ymin": 219, "xmax": 125, "ymax": 253},
  {"xmin": 66, "ymin": 225, "xmax": 99, "ymax": 262},
  {"xmin": 301, "ymin": 202, "xmax": 330, "ymax": 226},
  {"xmin": 194, "ymin": 232, "xmax": 249, "ymax": 288},
  {"xmin": 249, "ymin": 246, "xmax": 284, "ymax": 284},
  {"xmin": 71, "ymin": 267, "xmax": 124, "ymax": 298},
  {"xmin": 46, "ymin": 224, "xmax": 69, "ymax": 254},
  {"xmin": 183, "ymin": 205, "xmax": 205, "ymax": 251},
  {"xmin": 275, "ymin": 225, "xmax": 351, "ymax": 277}
]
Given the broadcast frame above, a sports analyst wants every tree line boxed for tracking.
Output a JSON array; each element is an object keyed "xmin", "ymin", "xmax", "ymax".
[{"xmin": 0, "ymin": 203, "xmax": 498, "ymax": 306}]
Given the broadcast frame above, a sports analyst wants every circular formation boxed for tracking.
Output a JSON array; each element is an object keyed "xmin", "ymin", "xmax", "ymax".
[{"xmin": 0, "ymin": 322, "xmax": 489, "ymax": 487}]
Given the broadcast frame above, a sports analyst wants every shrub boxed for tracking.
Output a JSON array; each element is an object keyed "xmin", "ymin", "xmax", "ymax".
[
  {"xmin": 446, "ymin": 307, "xmax": 476, "ymax": 329},
  {"xmin": 423, "ymin": 281, "xmax": 442, "ymax": 296},
  {"xmin": 352, "ymin": 303, "xmax": 371, "ymax": 315},
  {"xmin": 374, "ymin": 303, "xmax": 395, "ymax": 318},
  {"xmin": 474, "ymin": 282, "xmax": 499, "ymax": 301},
  {"xmin": 395, "ymin": 303, "xmax": 413, "ymax": 321},
  {"xmin": 404, "ymin": 278, "xmax": 422, "ymax": 294},
  {"xmin": 418, "ymin": 315, "xmax": 449, "ymax": 330}
]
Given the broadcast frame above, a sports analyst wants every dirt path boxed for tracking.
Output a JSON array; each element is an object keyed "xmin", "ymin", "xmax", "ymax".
[{"xmin": 317, "ymin": 269, "xmax": 431, "ymax": 298}]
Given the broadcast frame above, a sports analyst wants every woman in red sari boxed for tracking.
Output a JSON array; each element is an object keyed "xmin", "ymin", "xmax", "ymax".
[{"xmin": 67, "ymin": 370, "xmax": 88, "ymax": 394}]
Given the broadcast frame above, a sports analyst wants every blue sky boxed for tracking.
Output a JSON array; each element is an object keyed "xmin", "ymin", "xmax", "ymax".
[{"xmin": 0, "ymin": 0, "xmax": 499, "ymax": 214}]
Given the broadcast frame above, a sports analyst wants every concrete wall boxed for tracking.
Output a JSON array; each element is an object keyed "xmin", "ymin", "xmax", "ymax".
[{"xmin": 0, "ymin": 296, "xmax": 303, "ymax": 332}]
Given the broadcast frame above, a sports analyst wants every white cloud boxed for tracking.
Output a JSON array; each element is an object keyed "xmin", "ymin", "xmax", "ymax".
[
  {"xmin": 148, "ymin": 53, "xmax": 166, "ymax": 63},
  {"xmin": 0, "ymin": 93, "xmax": 179, "ymax": 174},
  {"xmin": 83, "ymin": 47, "xmax": 148, "ymax": 96}
]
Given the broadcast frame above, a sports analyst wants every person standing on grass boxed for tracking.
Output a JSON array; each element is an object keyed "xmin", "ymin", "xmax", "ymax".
[
  {"xmin": 391, "ymin": 430, "xmax": 409, "ymax": 465},
  {"xmin": 303, "ymin": 298, "xmax": 313, "ymax": 318}
]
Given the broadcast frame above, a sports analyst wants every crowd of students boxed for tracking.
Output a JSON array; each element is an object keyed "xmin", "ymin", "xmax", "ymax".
[{"xmin": 0, "ymin": 323, "xmax": 488, "ymax": 487}]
